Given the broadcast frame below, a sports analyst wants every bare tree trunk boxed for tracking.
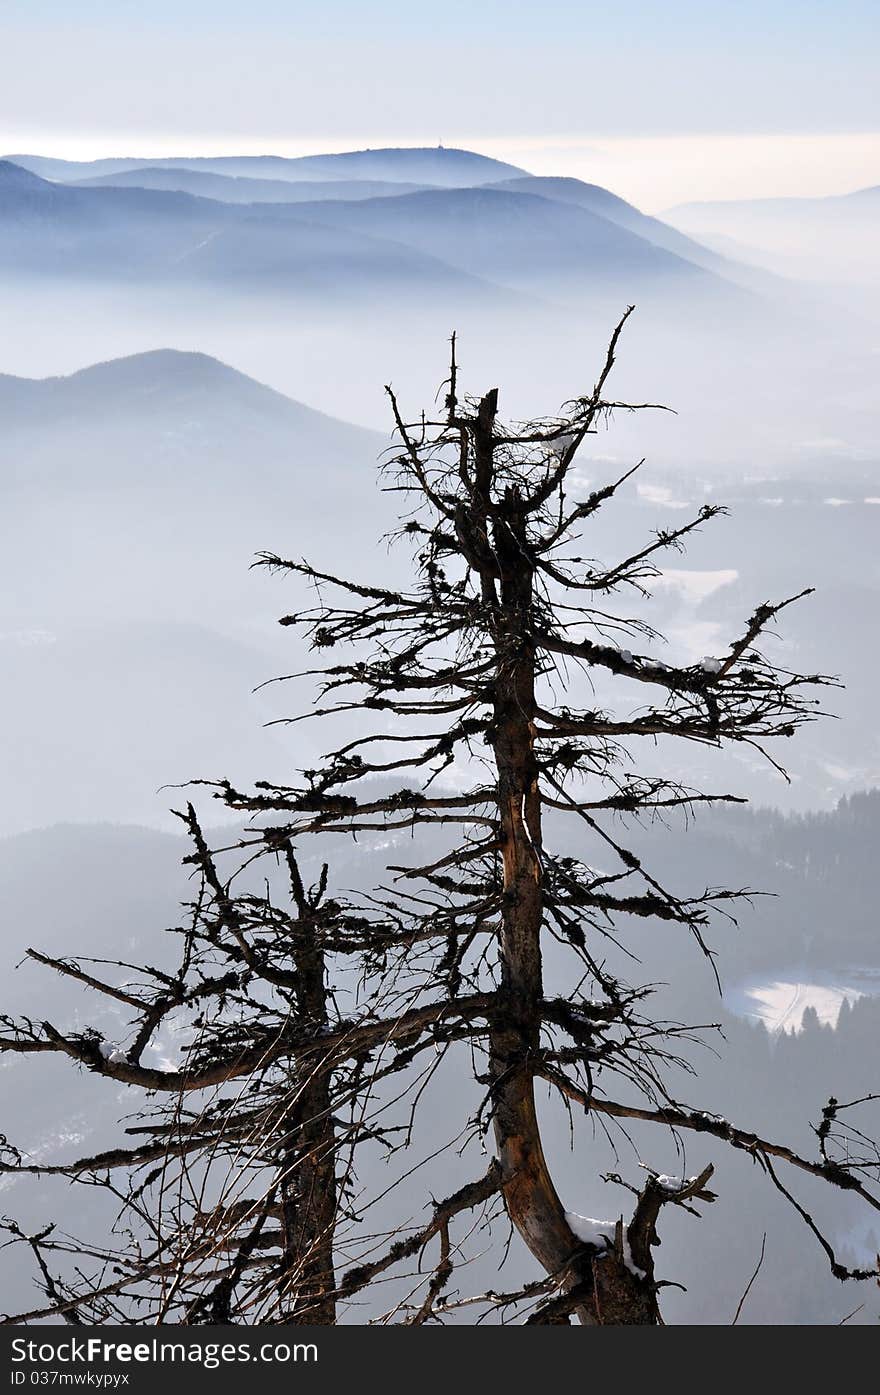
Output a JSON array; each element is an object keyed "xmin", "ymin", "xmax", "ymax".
[
  {"xmin": 278, "ymin": 1073, "xmax": 337, "ymax": 1324},
  {"xmin": 481, "ymin": 394, "xmax": 658, "ymax": 1325},
  {"xmin": 279, "ymin": 865, "xmax": 337, "ymax": 1325}
]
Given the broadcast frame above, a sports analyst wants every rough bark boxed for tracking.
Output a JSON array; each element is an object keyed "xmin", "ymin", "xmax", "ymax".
[
  {"xmin": 279, "ymin": 867, "xmax": 338, "ymax": 1324},
  {"xmin": 479, "ymin": 393, "xmax": 659, "ymax": 1324}
]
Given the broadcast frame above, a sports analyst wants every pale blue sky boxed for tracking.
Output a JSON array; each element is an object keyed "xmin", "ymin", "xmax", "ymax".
[{"xmin": 2, "ymin": 1, "xmax": 878, "ymax": 205}]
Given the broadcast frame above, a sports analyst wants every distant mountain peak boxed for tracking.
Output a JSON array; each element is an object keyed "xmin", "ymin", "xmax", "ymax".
[
  {"xmin": 0, "ymin": 348, "xmax": 295, "ymax": 413},
  {"xmin": 65, "ymin": 347, "xmax": 243, "ymax": 384},
  {"xmin": 0, "ymin": 348, "xmax": 385, "ymax": 446},
  {"xmin": 279, "ymin": 145, "xmax": 526, "ymax": 184}
]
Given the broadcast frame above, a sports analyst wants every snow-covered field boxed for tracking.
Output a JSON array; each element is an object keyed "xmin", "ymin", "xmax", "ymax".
[{"xmin": 727, "ymin": 969, "xmax": 880, "ymax": 1033}]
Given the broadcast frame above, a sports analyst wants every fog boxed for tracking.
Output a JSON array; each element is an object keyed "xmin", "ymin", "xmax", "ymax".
[
  {"xmin": 666, "ymin": 184, "xmax": 880, "ymax": 287},
  {"xmin": 0, "ymin": 144, "xmax": 878, "ymax": 1323}
]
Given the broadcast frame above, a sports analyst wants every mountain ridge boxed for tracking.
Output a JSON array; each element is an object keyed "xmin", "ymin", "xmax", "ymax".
[
  {"xmin": 0, "ymin": 167, "xmax": 522, "ymax": 301},
  {"xmin": 3, "ymin": 146, "xmax": 526, "ymax": 187},
  {"xmin": 0, "ymin": 155, "xmax": 743, "ymax": 301},
  {"xmin": 0, "ymin": 348, "xmax": 385, "ymax": 485},
  {"xmin": 269, "ymin": 184, "xmax": 732, "ymax": 299},
  {"xmin": 69, "ymin": 166, "xmax": 430, "ymax": 204},
  {"xmin": 0, "ymin": 344, "xmax": 370, "ymax": 418}
]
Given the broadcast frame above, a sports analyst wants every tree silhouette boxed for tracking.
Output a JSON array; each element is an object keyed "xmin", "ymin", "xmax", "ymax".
[{"xmin": 2, "ymin": 311, "xmax": 878, "ymax": 1325}]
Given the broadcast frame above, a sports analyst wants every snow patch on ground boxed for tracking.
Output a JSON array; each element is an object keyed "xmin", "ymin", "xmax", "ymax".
[{"xmin": 727, "ymin": 972, "xmax": 880, "ymax": 1033}]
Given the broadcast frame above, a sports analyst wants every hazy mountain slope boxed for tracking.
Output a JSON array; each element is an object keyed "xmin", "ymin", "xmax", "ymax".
[
  {"xmin": 0, "ymin": 344, "xmax": 368, "ymax": 432},
  {"xmin": 5, "ymin": 146, "xmax": 525, "ymax": 187},
  {"xmin": 0, "ymin": 347, "xmax": 388, "ymax": 617},
  {"xmin": 256, "ymin": 146, "xmax": 527, "ymax": 184},
  {"xmin": 0, "ymin": 348, "xmax": 382, "ymax": 489},
  {"xmin": 671, "ymin": 186, "xmax": 880, "ymax": 221},
  {"xmin": 0, "ymin": 160, "xmax": 237, "ymax": 275},
  {"xmin": 489, "ymin": 174, "xmax": 732, "ymax": 273},
  {"xmin": 0, "ymin": 351, "xmax": 393, "ymax": 829},
  {"xmin": 72, "ymin": 166, "xmax": 428, "ymax": 203},
  {"xmin": 169, "ymin": 210, "xmax": 517, "ymax": 302},
  {"xmin": 0, "ymin": 158, "xmax": 47, "ymax": 191},
  {"xmin": 666, "ymin": 186, "xmax": 880, "ymax": 283},
  {"xmin": 3, "ymin": 154, "xmax": 164, "ymax": 181},
  {"xmin": 0, "ymin": 157, "xmax": 726, "ymax": 303},
  {"xmin": 4, "ymin": 351, "xmax": 876, "ymax": 824},
  {"xmin": 270, "ymin": 186, "xmax": 732, "ymax": 301},
  {"xmin": 846, "ymin": 184, "xmax": 880, "ymax": 203},
  {"xmin": 2, "ymin": 792, "xmax": 877, "ymax": 1009},
  {"xmin": 0, "ymin": 160, "xmax": 518, "ymax": 303}
]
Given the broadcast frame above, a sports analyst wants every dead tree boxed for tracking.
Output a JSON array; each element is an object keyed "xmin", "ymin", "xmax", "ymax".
[{"xmin": 2, "ymin": 311, "xmax": 879, "ymax": 1325}]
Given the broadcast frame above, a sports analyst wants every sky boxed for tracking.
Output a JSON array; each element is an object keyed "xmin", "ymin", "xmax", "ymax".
[{"xmin": 2, "ymin": 0, "xmax": 878, "ymax": 208}]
